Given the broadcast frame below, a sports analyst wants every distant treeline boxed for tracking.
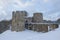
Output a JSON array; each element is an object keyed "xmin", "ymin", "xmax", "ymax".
[
  {"xmin": 0, "ymin": 20, "xmax": 12, "ymax": 34},
  {"xmin": 57, "ymin": 18, "xmax": 60, "ymax": 23}
]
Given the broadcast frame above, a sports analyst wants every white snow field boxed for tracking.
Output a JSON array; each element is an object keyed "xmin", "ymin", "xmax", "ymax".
[{"xmin": 0, "ymin": 25, "xmax": 60, "ymax": 40}]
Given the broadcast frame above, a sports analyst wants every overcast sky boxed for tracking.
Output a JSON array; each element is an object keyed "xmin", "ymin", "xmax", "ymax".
[{"xmin": 0, "ymin": 0, "xmax": 60, "ymax": 21}]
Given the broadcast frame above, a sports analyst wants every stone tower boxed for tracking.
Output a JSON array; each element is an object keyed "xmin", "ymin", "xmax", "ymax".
[
  {"xmin": 11, "ymin": 11, "xmax": 27, "ymax": 31},
  {"xmin": 33, "ymin": 13, "xmax": 43, "ymax": 23}
]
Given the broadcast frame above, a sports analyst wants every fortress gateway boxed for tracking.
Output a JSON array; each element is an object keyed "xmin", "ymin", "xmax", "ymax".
[{"xmin": 11, "ymin": 11, "xmax": 58, "ymax": 32}]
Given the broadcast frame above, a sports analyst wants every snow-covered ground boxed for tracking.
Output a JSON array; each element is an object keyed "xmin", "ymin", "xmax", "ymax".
[{"xmin": 0, "ymin": 25, "xmax": 60, "ymax": 40}]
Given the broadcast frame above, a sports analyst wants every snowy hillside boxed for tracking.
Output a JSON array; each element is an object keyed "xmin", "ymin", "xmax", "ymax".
[{"xmin": 0, "ymin": 25, "xmax": 60, "ymax": 40}]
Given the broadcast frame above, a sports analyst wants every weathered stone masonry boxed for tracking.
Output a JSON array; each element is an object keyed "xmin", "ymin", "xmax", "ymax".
[
  {"xmin": 12, "ymin": 11, "xmax": 59, "ymax": 32},
  {"xmin": 12, "ymin": 11, "xmax": 27, "ymax": 31}
]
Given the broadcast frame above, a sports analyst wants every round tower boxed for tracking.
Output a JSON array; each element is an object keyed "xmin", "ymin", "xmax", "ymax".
[{"xmin": 33, "ymin": 13, "xmax": 43, "ymax": 23}]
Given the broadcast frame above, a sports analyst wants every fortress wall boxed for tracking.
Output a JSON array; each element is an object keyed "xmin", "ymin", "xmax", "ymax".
[
  {"xmin": 49, "ymin": 24, "xmax": 59, "ymax": 31},
  {"xmin": 42, "ymin": 24, "xmax": 48, "ymax": 32},
  {"xmin": 12, "ymin": 11, "xmax": 27, "ymax": 31},
  {"xmin": 32, "ymin": 24, "xmax": 48, "ymax": 32}
]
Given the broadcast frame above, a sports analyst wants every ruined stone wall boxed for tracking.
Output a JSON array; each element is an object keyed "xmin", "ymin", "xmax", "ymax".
[
  {"xmin": 12, "ymin": 11, "xmax": 27, "ymax": 31},
  {"xmin": 49, "ymin": 24, "xmax": 58, "ymax": 31},
  {"xmin": 27, "ymin": 13, "xmax": 44, "ymax": 32},
  {"xmin": 12, "ymin": 11, "xmax": 59, "ymax": 32},
  {"xmin": 31, "ymin": 13, "xmax": 46, "ymax": 32},
  {"xmin": 32, "ymin": 24, "xmax": 37, "ymax": 31},
  {"xmin": 42, "ymin": 24, "xmax": 48, "ymax": 32},
  {"xmin": 32, "ymin": 24, "xmax": 48, "ymax": 32}
]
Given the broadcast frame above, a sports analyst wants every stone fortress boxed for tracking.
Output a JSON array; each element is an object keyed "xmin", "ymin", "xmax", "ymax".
[{"xmin": 11, "ymin": 11, "xmax": 59, "ymax": 32}]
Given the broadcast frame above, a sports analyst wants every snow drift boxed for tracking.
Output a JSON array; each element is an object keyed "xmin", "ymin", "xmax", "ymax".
[{"xmin": 0, "ymin": 25, "xmax": 60, "ymax": 40}]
